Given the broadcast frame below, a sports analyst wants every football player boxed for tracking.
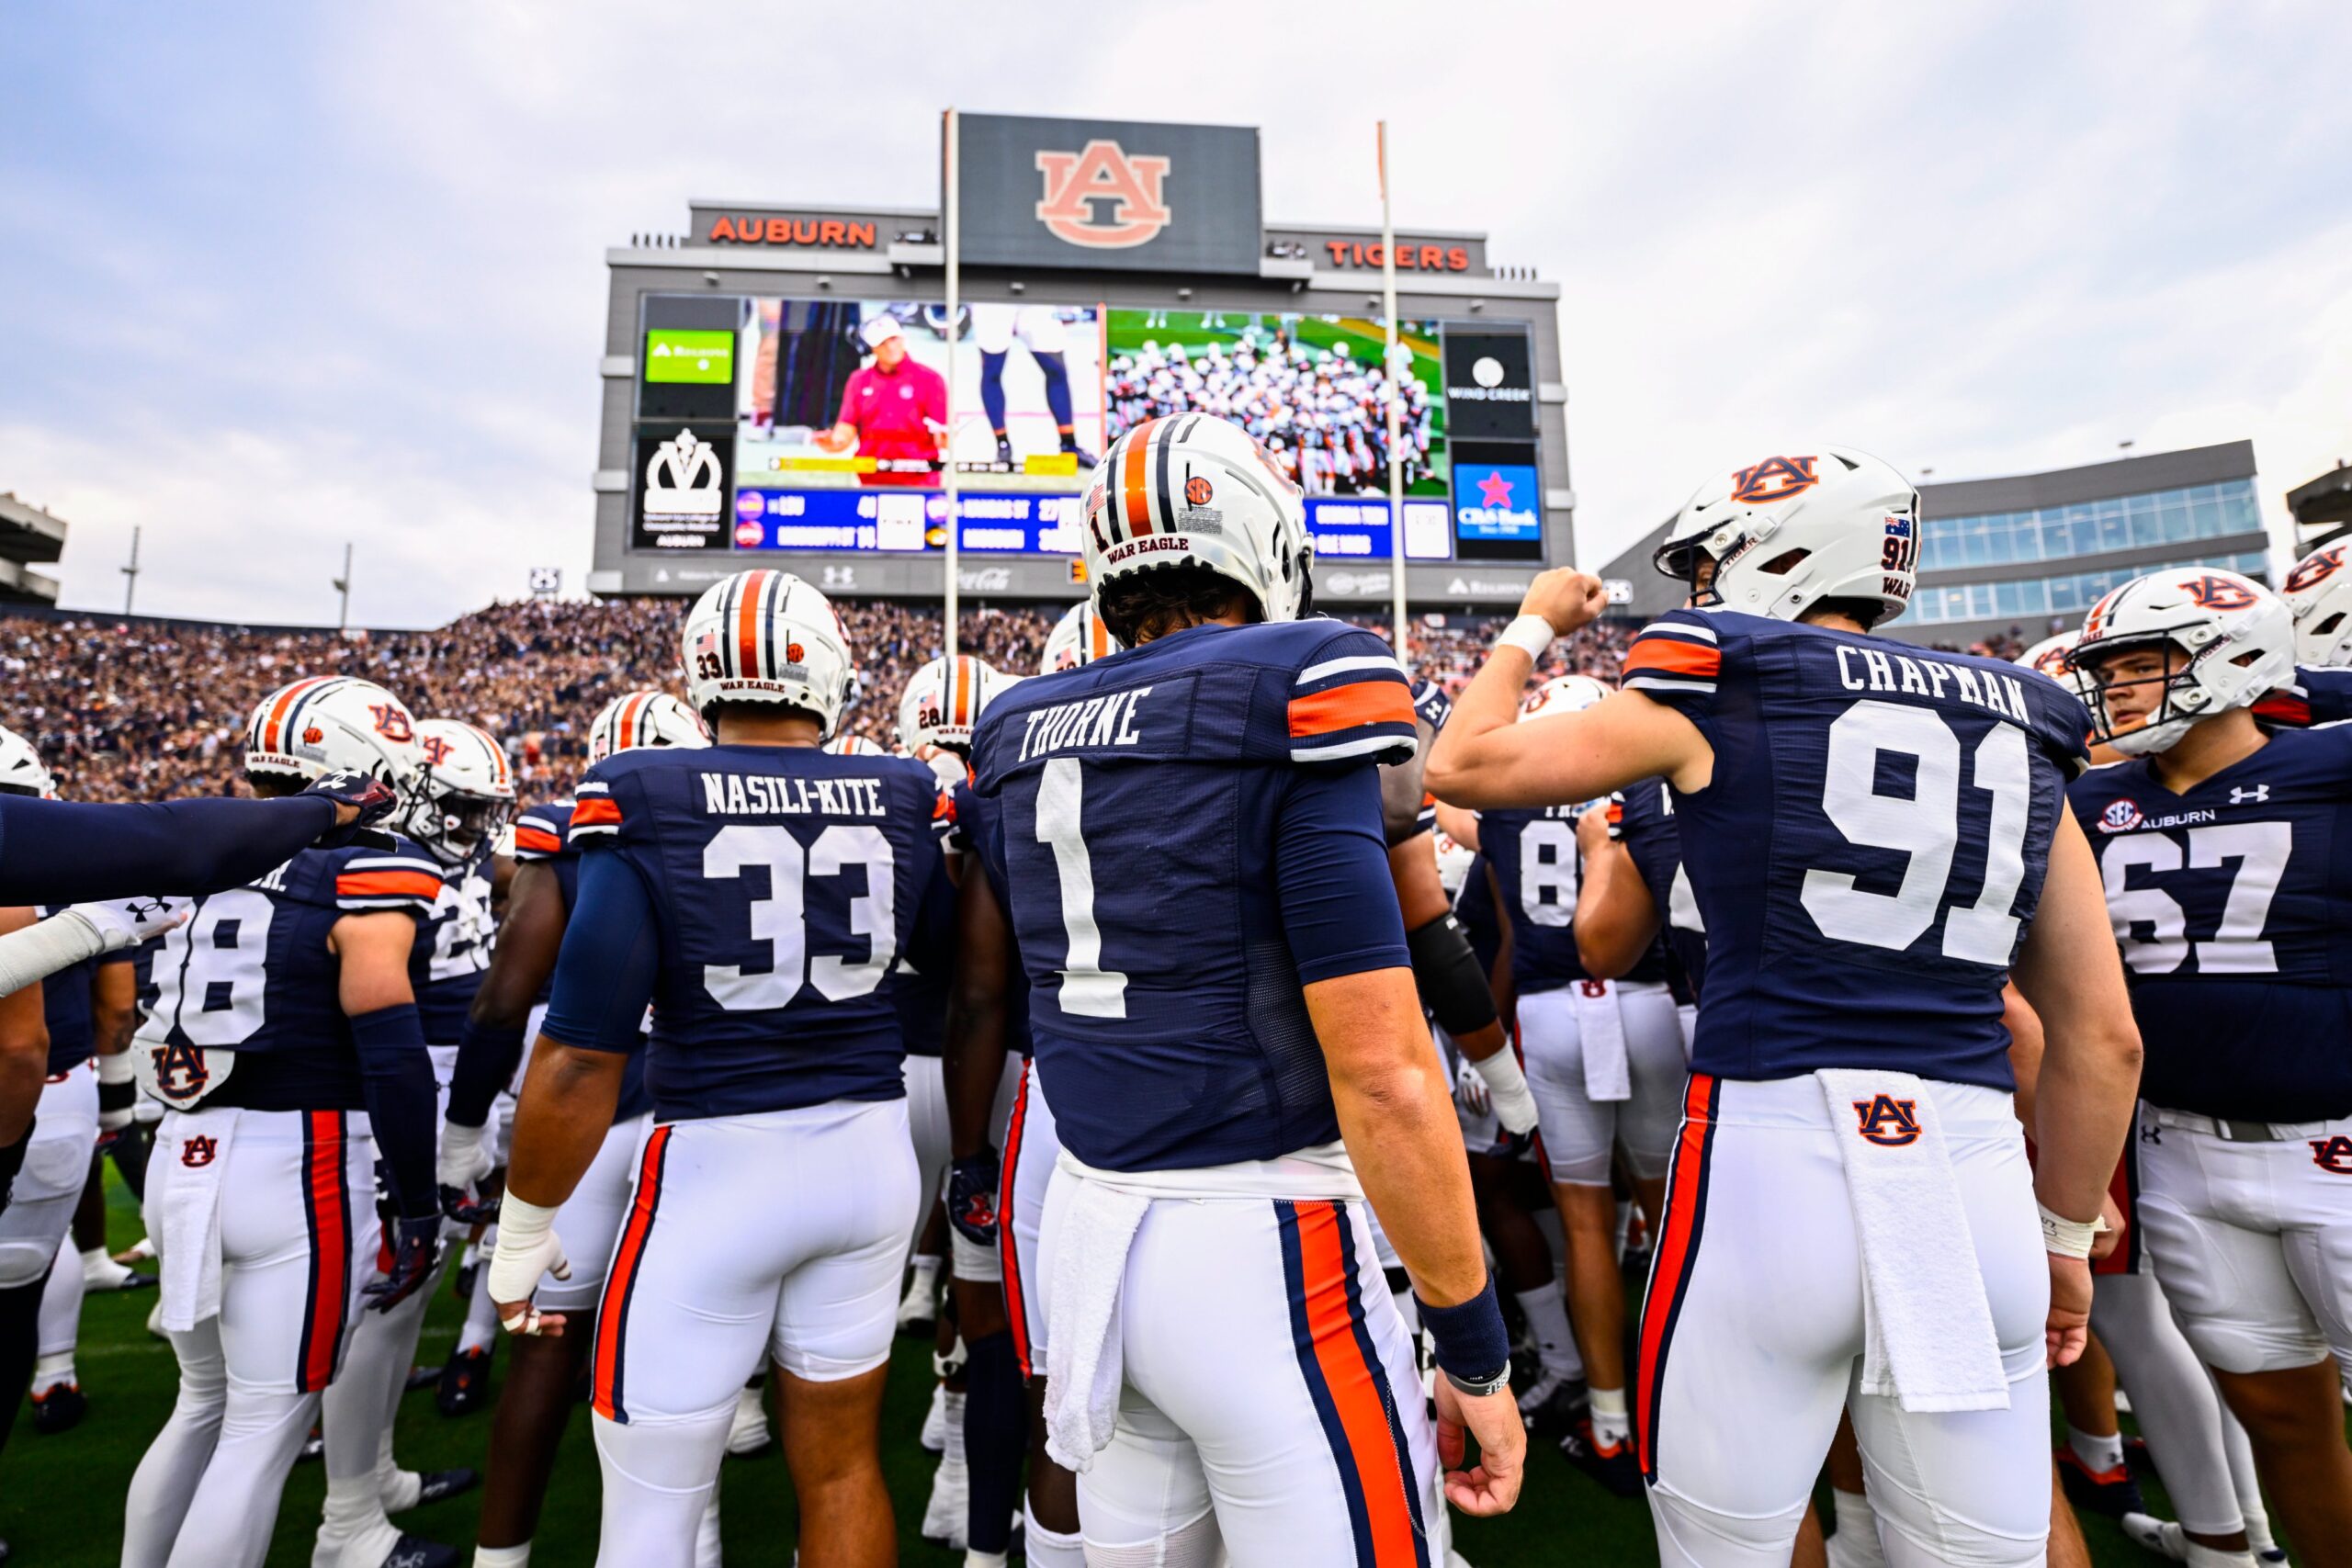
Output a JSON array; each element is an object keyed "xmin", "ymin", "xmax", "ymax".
[
  {"xmin": 1428, "ymin": 448, "xmax": 2142, "ymax": 1566},
  {"xmin": 441, "ymin": 689, "xmax": 709, "ymax": 1568},
  {"xmin": 489, "ymin": 570, "xmax": 954, "ymax": 1565},
  {"xmin": 1451, "ymin": 673, "xmax": 1686, "ymax": 1496},
  {"xmin": 2252, "ymin": 541, "xmax": 2352, "ymax": 727},
  {"xmin": 2066, "ymin": 567, "xmax": 2352, "ymax": 1561},
  {"xmin": 122, "ymin": 676, "xmax": 453, "ymax": 1568},
  {"xmin": 310, "ymin": 716, "xmax": 511, "ymax": 1563},
  {"xmin": 936, "ymin": 626, "xmax": 1111, "ymax": 1568},
  {"xmin": 969, "ymin": 413, "xmax": 1524, "ymax": 1562}
]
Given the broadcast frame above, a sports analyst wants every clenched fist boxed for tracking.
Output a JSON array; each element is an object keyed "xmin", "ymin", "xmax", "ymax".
[{"xmin": 1519, "ymin": 569, "xmax": 1609, "ymax": 637}]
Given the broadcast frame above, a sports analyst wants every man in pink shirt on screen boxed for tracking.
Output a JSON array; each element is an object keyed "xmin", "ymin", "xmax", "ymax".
[{"xmin": 816, "ymin": 313, "xmax": 949, "ymax": 489}]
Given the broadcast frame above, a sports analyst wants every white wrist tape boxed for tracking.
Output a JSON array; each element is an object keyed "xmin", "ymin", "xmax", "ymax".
[
  {"xmin": 1498, "ymin": 615, "xmax": 1555, "ymax": 661},
  {"xmin": 1469, "ymin": 1049, "xmax": 1540, "ymax": 1137},
  {"xmin": 487, "ymin": 1192, "xmax": 569, "ymax": 1333},
  {"xmin": 96, "ymin": 1053, "xmax": 134, "ymax": 1086},
  {"xmin": 2038, "ymin": 1202, "xmax": 2106, "ymax": 1259},
  {"xmin": 437, "ymin": 1120, "xmax": 487, "ymax": 1190},
  {"xmin": 0, "ymin": 911, "xmax": 107, "ymax": 999}
]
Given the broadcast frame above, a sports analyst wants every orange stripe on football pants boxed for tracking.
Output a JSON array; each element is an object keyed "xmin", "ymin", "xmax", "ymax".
[{"xmin": 1294, "ymin": 1201, "xmax": 1423, "ymax": 1565}]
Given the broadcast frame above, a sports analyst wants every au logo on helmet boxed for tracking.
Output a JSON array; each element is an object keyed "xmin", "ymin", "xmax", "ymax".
[
  {"xmin": 369, "ymin": 704, "xmax": 414, "ymax": 743},
  {"xmin": 2182, "ymin": 573, "xmax": 2258, "ymax": 612},
  {"xmin": 420, "ymin": 735, "xmax": 455, "ymax": 767},
  {"xmin": 1730, "ymin": 456, "xmax": 1819, "ymax": 505},
  {"xmin": 1035, "ymin": 140, "xmax": 1172, "ymax": 250},
  {"xmin": 2286, "ymin": 547, "xmax": 2346, "ymax": 595}
]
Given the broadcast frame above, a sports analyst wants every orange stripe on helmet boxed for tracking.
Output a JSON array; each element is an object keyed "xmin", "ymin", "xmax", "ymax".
[
  {"xmin": 736, "ymin": 571, "xmax": 768, "ymax": 680},
  {"xmin": 263, "ymin": 677, "xmax": 331, "ymax": 754},
  {"xmin": 953, "ymin": 657, "xmax": 973, "ymax": 728},
  {"xmin": 1122, "ymin": 420, "xmax": 1157, "ymax": 536}
]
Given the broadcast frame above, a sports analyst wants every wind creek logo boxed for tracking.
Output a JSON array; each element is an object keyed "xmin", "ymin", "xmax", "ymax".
[
  {"xmin": 1034, "ymin": 141, "xmax": 1172, "ymax": 249},
  {"xmin": 643, "ymin": 430, "xmax": 725, "ymax": 523}
]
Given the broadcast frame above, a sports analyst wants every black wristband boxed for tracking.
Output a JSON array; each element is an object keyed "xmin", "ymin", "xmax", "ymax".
[
  {"xmin": 1415, "ymin": 1273, "xmax": 1510, "ymax": 1384},
  {"xmin": 97, "ymin": 1078, "xmax": 135, "ymax": 1114}
]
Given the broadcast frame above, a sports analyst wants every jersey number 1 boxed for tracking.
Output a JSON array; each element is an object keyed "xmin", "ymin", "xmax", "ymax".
[{"xmin": 1035, "ymin": 758, "xmax": 1129, "ymax": 1019}]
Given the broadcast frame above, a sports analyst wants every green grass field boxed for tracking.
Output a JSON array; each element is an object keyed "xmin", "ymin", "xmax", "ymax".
[{"xmin": 0, "ymin": 1172, "xmax": 2227, "ymax": 1563}]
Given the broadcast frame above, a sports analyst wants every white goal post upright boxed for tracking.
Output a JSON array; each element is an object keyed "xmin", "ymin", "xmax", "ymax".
[
  {"xmin": 1377, "ymin": 120, "xmax": 1408, "ymax": 663},
  {"xmin": 943, "ymin": 106, "xmax": 961, "ymax": 671}
]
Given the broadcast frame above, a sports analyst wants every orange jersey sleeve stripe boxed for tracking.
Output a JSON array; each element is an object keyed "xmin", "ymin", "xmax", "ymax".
[
  {"xmin": 336, "ymin": 871, "xmax": 443, "ymax": 901},
  {"xmin": 1287, "ymin": 682, "xmax": 1416, "ymax": 739},
  {"xmin": 513, "ymin": 826, "xmax": 563, "ymax": 854},
  {"xmin": 1623, "ymin": 638, "xmax": 1723, "ymax": 679},
  {"xmin": 571, "ymin": 797, "xmax": 623, "ymax": 828}
]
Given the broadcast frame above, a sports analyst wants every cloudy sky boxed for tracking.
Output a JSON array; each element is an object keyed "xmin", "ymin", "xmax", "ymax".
[{"xmin": 4, "ymin": 1, "xmax": 2346, "ymax": 627}]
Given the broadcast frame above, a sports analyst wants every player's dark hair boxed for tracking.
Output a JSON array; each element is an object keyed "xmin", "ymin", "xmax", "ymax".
[
  {"xmin": 1098, "ymin": 565, "xmax": 1260, "ymax": 647},
  {"xmin": 1803, "ymin": 596, "xmax": 1887, "ymax": 632}
]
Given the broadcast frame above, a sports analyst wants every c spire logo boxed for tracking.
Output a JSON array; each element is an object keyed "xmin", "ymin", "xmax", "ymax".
[{"xmin": 1035, "ymin": 141, "xmax": 1172, "ymax": 249}]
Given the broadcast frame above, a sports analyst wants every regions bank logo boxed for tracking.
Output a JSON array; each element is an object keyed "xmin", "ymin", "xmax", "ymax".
[
  {"xmin": 1852, "ymin": 1093, "xmax": 1922, "ymax": 1148},
  {"xmin": 1035, "ymin": 141, "xmax": 1172, "ymax": 250}
]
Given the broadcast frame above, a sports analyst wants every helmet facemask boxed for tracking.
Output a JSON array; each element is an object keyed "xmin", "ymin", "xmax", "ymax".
[{"xmin": 2073, "ymin": 628, "xmax": 2239, "ymax": 755}]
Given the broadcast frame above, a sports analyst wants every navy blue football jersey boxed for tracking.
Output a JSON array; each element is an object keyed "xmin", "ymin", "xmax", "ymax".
[
  {"xmin": 418, "ymin": 845, "xmax": 497, "ymax": 1043},
  {"xmin": 956, "ymin": 781, "xmax": 1032, "ymax": 1058},
  {"xmin": 501, "ymin": 797, "xmax": 650, "ymax": 1122},
  {"xmin": 1482, "ymin": 804, "xmax": 1665, "ymax": 994},
  {"xmin": 2069, "ymin": 724, "xmax": 2352, "ymax": 1120},
  {"xmin": 1611, "ymin": 779, "xmax": 1709, "ymax": 999},
  {"xmin": 2254, "ymin": 666, "xmax": 2352, "ymax": 729},
  {"xmin": 133, "ymin": 838, "xmax": 441, "ymax": 1109},
  {"xmin": 971, "ymin": 617, "xmax": 1417, "ymax": 1172},
  {"xmin": 39, "ymin": 950, "xmax": 96, "ymax": 1077},
  {"xmin": 568, "ymin": 744, "xmax": 955, "ymax": 1121},
  {"xmin": 1624, "ymin": 610, "xmax": 2090, "ymax": 1087},
  {"xmin": 1453, "ymin": 853, "xmax": 1504, "ymax": 981}
]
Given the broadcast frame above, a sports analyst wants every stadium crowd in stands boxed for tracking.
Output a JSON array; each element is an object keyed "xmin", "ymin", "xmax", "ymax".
[{"xmin": 0, "ymin": 597, "xmax": 1648, "ymax": 804}]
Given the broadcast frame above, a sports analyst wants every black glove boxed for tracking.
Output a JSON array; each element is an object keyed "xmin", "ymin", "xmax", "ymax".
[
  {"xmin": 363, "ymin": 1215, "xmax": 445, "ymax": 1313},
  {"xmin": 1480, "ymin": 1125, "xmax": 1535, "ymax": 1162},
  {"xmin": 304, "ymin": 770, "xmax": 401, "ymax": 848},
  {"xmin": 946, "ymin": 1147, "xmax": 1001, "ymax": 1250},
  {"xmin": 439, "ymin": 1175, "xmax": 502, "ymax": 1226},
  {"xmin": 0, "ymin": 1116, "xmax": 32, "ymax": 1221}
]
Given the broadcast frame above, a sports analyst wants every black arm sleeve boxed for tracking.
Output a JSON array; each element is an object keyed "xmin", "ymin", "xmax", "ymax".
[
  {"xmin": 0, "ymin": 795, "xmax": 335, "ymax": 903},
  {"xmin": 349, "ymin": 1002, "xmax": 438, "ymax": 1219},
  {"xmin": 446, "ymin": 1017, "xmax": 526, "ymax": 1130}
]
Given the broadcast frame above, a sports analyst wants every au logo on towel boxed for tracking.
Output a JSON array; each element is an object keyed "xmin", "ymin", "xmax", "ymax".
[{"xmin": 1851, "ymin": 1094, "xmax": 1922, "ymax": 1148}]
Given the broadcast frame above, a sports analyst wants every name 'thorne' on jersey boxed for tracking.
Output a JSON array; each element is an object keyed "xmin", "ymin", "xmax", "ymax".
[
  {"xmin": 134, "ymin": 838, "xmax": 443, "ymax": 1108},
  {"xmin": 972, "ymin": 617, "xmax": 1417, "ymax": 1173},
  {"xmin": 566, "ymin": 744, "xmax": 955, "ymax": 1120},
  {"xmin": 1623, "ymin": 608, "xmax": 2089, "ymax": 1086},
  {"xmin": 2068, "ymin": 723, "xmax": 2352, "ymax": 1122}
]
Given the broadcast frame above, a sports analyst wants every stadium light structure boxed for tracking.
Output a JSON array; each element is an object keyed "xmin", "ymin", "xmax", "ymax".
[{"xmin": 943, "ymin": 106, "xmax": 962, "ymax": 671}]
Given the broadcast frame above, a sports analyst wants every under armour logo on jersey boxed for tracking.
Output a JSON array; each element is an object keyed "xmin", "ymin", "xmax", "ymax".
[
  {"xmin": 2311, "ymin": 1136, "xmax": 2352, "ymax": 1175},
  {"xmin": 1729, "ymin": 455, "xmax": 1819, "ymax": 505},
  {"xmin": 1851, "ymin": 1094, "xmax": 1922, "ymax": 1148},
  {"xmin": 180, "ymin": 1135, "xmax": 219, "ymax": 1168},
  {"xmin": 2230, "ymin": 785, "xmax": 2270, "ymax": 805},
  {"xmin": 149, "ymin": 1042, "xmax": 210, "ymax": 1102}
]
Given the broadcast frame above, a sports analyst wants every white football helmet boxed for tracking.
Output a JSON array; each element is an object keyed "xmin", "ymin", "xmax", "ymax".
[
  {"xmin": 680, "ymin": 570, "xmax": 858, "ymax": 739},
  {"xmin": 405, "ymin": 719, "xmax": 517, "ymax": 865},
  {"xmin": 824, "ymin": 733, "xmax": 891, "ymax": 756},
  {"xmin": 2016, "ymin": 630, "xmax": 2096, "ymax": 707},
  {"xmin": 586, "ymin": 691, "xmax": 710, "ymax": 764},
  {"xmin": 1653, "ymin": 447, "xmax": 1919, "ymax": 626},
  {"xmin": 897, "ymin": 655, "xmax": 1016, "ymax": 755},
  {"xmin": 1081, "ymin": 412, "xmax": 1313, "ymax": 635},
  {"xmin": 0, "ymin": 726, "xmax": 54, "ymax": 798},
  {"xmin": 1519, "ymin": 673, "xmax": 1611, "ymax": 721},
  {"xmin": 244, "ymin": 676, "xmax": 424, "ymax": 796},
  {"xmin": 2069, "ymin": 567, "xmax": 2295, "ymax": 755},
  {"xmin": 1041, "ymin": 601, "xmax": 1120, "ymax": 672},
  {"xmin": 2281, "ymin": 544, "xmax": 2352, "ymax": 668}
]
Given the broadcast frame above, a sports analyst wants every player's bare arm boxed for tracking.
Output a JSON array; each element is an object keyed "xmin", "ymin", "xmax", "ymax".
[
  {"xmin": 465, "ymin": 861, "xmax": 567, "ymax": 1037},
  {"xmin": 1427, "ymin": 570, "xmax": 1713, "ymax": 808},
  {"xmin": 1306, "ymin": 965, "xmax": 1525, "ymax": 1515},
  {"xmin": 2007, "ymin": 808, "xmax": 2143, "ymax": 1366},
  {"xmin": 1571, "ymin": 806, "xmax": 1660, "ymax": 980}
]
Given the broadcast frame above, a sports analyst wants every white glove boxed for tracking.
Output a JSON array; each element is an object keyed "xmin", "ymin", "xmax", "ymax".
[
  {"xmin": 1453, "ymin": 1060, "xmax": 1492, "ymax": 1118},
  {"xmin": 62, "ymin": 896, "xmax": 187, "ymax": 953},
  {"xmin": 1470, "ymin": 1048, "xmax": 1542, "ymax": 1138},
  {"xmin": 487, "ymin": 1194, "xmax": 570, "ymax": 1335},
  {"xmin": 437, "ymin": 1120, "xmax": 492, "ymax": 1193}
]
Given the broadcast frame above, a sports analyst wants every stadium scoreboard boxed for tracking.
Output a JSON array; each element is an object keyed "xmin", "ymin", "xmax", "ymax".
[{"xmin": 590, "ymin": 114, "xmax": 1572, "ymax": 607}]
